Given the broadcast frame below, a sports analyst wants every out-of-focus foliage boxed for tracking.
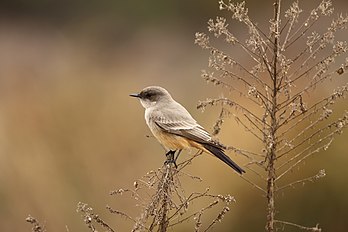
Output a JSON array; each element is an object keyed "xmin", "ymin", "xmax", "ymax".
[{"xmin": 0, "ymin": 0, "xmax": 347, "ymax": 231}]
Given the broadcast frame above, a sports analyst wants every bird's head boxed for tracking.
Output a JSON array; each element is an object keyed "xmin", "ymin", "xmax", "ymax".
[{"xmin": 130, "ymin": 86, "xmax": 173, "ymax": 109}]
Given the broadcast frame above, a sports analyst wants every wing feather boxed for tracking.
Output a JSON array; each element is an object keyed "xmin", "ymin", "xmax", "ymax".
[{"xmin": 152, "ymin": 115, "xmax": 213, "ymax": 145}]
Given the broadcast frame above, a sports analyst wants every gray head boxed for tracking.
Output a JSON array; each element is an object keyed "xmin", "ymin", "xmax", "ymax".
[{"xmin": 130, "ymin": 86, "xmax": 173, "ymax": 109}]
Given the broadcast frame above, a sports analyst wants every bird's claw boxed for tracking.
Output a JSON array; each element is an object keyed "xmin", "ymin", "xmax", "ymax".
[
  {"xmin": 165, "ymin": 150, "xmax": 178, "ymax": 169},
  {"xmin": 164, "ymin": 159, "xmax": 178, "ymax": 169}
]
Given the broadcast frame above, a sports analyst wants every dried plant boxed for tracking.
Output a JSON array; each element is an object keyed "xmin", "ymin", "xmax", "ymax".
[
  {"xmin": 73, "ymin": 152, "xmax": 235, "ymax": 231},
  {"xmin": 77, "ymin": 202, "xmax": 115, "ymax": 232},
  {"xmin": 25, "ymin": 215, "xmax": 46, "ymax": 232},
  {"xmin": 195, "ymin": 0, "xmax": 347, "ymax": 231},
  {"xmin": 106, "ymin": 151, "xmax": 235, "ymax": 232}
]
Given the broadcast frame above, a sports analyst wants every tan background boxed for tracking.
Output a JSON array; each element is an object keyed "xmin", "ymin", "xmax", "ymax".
[{"xmin": 0, "ymin": 0, "xmax": 347, "ymax": 231}]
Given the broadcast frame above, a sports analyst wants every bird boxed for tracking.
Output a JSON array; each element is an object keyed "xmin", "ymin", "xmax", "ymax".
[{"xmin": 130, "ymin": 86, "xmax": 245, "ymax": 174}]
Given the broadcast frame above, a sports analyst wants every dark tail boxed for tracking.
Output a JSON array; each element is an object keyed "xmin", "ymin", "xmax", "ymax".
[{"xmin": 202, "ymin": 144, "xmax": 245, "ymax": 174}]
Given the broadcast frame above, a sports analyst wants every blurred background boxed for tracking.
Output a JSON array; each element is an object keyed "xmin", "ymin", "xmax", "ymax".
[{"xmin": 0, "ymin": 0, "xmax": 347, "ymax": 231}]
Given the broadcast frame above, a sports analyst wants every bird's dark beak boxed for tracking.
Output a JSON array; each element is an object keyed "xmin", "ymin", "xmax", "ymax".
[{"xmin": 129, "ymin": 93, "xmax": 140, "ymax": 98}]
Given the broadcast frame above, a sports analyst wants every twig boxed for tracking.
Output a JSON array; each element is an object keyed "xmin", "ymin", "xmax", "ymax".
[
  {"xmin": 25, "ymin": 215, "xmax": 46, "ymax": 232},
  {"xmin": 275, "ymin": 220, "xmax": 322, "ymax": 231}
]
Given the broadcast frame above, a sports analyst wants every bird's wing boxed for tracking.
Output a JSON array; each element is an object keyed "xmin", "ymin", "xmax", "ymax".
[{"xmin": 152, "ymin": 115, "xmax": 213, "ymax": 145}]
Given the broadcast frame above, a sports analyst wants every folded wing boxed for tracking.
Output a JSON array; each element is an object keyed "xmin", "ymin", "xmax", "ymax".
[
  {"xmin": 153, "ymin": 116, "xmax": 213, "ymax": 145},
  {"xmin": 149, "ymin": 106, "xmax": 245, "ymax": 174}
]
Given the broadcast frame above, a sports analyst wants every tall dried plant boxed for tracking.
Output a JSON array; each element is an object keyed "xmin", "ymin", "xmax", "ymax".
[
  {"xmin": 74, "ymin": 153, "xmax": 235, "ymax": 232},
  {"xmin": 195, "ymin": 0, "xmax": 347, "ymax": 231}
]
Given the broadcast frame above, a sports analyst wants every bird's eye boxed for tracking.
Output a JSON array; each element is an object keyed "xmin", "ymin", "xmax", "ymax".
[
  {"xmin": 144, "ymin": 92, "xmax": 152, "ymax": 98},
  {"xmin": 140, "ymin": 91, "xmax": 152, "ymax": 100}
]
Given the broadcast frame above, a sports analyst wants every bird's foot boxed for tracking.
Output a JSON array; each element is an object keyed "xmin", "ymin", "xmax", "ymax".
[{"xmin": 165, "ymin": 150, "xmax": 177, "ymax": 169}]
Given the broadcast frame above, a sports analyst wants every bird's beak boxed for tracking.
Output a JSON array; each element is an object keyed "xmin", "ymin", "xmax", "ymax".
[{"xmin": 129, "ymin": 93, "xmax": 140, "ymax": 98}]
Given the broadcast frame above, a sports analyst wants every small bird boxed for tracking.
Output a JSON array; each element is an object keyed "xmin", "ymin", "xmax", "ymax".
[{"xmin": 130, "ymin": 86, "xmax": 245, "ymax": 174}]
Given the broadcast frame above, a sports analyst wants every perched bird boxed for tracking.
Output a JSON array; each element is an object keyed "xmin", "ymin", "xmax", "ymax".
[{"xmin": 130, "ymin": 86, "xmax": 245, "ymax": 174}]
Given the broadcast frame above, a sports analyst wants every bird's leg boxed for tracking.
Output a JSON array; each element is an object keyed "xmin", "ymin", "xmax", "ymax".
[
  {"xmin": 164, "ymin": 150, "xmax": 177, "ymax": 168},
  {"xmin": 174, "ymin": 149, "xmax": 182, "ymax": 164},
  {"xmin": 165, "ymin": 150, "xmax": 175, "ymax": 160}
]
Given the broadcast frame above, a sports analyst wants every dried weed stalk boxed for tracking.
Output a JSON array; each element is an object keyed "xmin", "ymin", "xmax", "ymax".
[
  {"xmin": 196, "ymin": 0, "xmax": 347, "ymax": 231},
  {"xmin": 25, "ymin": 215, "xmax": 46, "ymax": 232},
  {"xmin": 75, "ymin": 152, "xmax": 235, "ymax": 231},
  {"xmin": 77, "ymin": 202, "xmax": 115, "ymax": 232},
  {"xmin": 108, "ymin": 152, "xmax": 235, "ymax": 232}
]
